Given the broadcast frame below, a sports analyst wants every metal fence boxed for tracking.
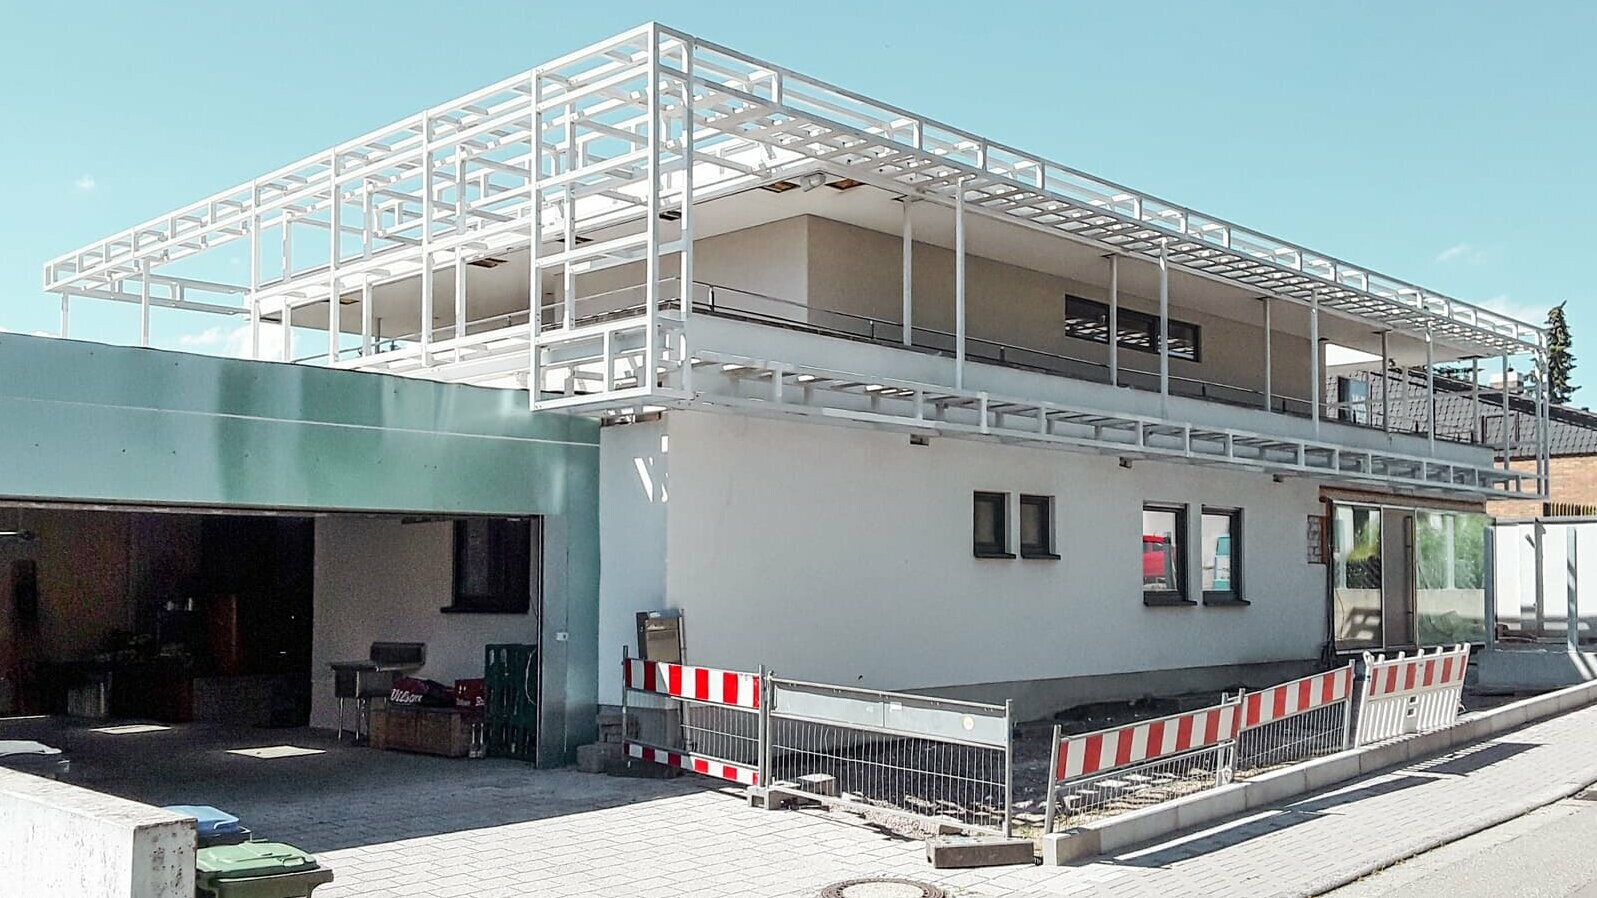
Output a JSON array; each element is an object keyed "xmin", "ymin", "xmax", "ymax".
[
  {"xmin": 1043, "ymin": 699, "xmax": 1240, "ymax": 833},
  {"xmin": 765, "ymin": 677, "xmax": 1013, "ymax": 837},
  {"xmin": 1493, "ymin": 517, "xmax": 1597, "ymax": 649},
  {"xmin": 1233, "ymin": 663, "xmax": 1356, "ymax": 775},
  {"xmin": 620, "ymin": 651, "xmax": 764, "ymax": 787},
  {"xmin": 1355, "ymin": 644, "xmax": 1469, "ymax": 746}
]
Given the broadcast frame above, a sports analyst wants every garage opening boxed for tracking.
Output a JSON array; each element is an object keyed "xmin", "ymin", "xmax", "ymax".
[{"xmin": 0, "ymin": 504, "xmax": 543, "ymax": 751}]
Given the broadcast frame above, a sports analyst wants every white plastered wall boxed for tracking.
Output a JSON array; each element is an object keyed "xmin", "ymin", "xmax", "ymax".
[
  {"xmin": 309, "ymin": 516, "xmax": 541, "ymax": 729},
  {"xmin": 607, "ymin": 410, "xmax": 1327, "ymax": 698},
  {"xmin": 596, "ymin": 418, "xmax": 670, "ymax": 702}
]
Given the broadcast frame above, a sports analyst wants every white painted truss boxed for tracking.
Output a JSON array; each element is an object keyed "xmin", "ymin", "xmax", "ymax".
[{"xmin": 40, "ymin": 22, "xmax": 1549, "ymax": 500}]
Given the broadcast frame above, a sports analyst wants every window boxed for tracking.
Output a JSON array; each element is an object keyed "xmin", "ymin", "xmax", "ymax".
[
  {"xmin": 1019, "ymin": 495, "xmax": 1058, "ymax": 559},
  {"xmin": 1201, "ymin": 508, "xmax": 1244, "ymax": 604},
  {"xmin": 1142, "ymin": 504, "xmax": 1190, "ymax": 604},
  {"xmin": 1337, "ymin": 377, "xmax": 1371, "ymax": 425},
  {"xmin": 1065, "ymin": 296, "xmax": 1201, "ymax": 362},
  {"xmin": 446, "ymin": 517, "xmax": 539, "ymax": 614},
  {"xmin": 973, "ymin": 492, "xmax": 1012, "ymax": 558}
]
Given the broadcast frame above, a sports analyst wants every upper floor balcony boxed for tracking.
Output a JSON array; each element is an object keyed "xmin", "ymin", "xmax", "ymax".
[{"xmin": 36, "ymin": 23, "xmax": 1548, "ymax": 502}]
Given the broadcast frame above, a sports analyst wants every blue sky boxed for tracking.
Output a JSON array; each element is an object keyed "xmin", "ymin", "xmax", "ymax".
[{"xmin": 1, "ymin": 2, "xmax": 1591, "ymax": 390}]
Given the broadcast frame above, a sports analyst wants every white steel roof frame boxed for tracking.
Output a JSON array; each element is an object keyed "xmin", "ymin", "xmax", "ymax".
[{"xmin": 43, "ymin": 22, "xmax": 1544, "ymax": 362}]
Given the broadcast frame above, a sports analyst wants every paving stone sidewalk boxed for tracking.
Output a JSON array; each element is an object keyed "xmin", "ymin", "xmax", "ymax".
[{"xmin": 308, "ymin": 700, "xmax": 1597, "ymax": 898}]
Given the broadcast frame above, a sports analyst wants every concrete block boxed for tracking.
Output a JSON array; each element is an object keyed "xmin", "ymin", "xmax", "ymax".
[
  {"xmin": 925, "ymin": 836, "xmax": 1036, "ymax": 869},
  {"xmin": 1244, "ymin": 767, "xmax": 1308, "ymax": 810},
  {"xmin": 1173, "ymin": 783, "xmax": 1247, "ymax": 832},
  {"xmin": 796, "ymin": 773, "xmax": 838, "ymax": 797},
  {"xmin": 1095, "ymin": 802, "xmax": 1180, "ymax": 854},
  {"xmin": 1040, "ymin": 829, "xmax": 1101, "ymax": 866},
  {"xmin": 576, "ymin": 742, "xmax": 621, "ymax": 774},
  {"xmin": 1357, "ymin": 740, "xmax": 1408, "ymax": 775},
  {"xmin": 1302, "ymin": 751, "xmax": 1362, "ymax": 792}
]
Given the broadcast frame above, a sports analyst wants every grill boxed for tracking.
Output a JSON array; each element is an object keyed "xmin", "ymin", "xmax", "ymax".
[{"xmin": 330, "ymin": 642, "xmax": 426, "ymax": 742}]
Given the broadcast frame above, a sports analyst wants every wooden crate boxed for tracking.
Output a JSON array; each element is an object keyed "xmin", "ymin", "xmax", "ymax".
[{"xmin": 369, "ymin": 706, "xmax": 474, "ymax": 758}]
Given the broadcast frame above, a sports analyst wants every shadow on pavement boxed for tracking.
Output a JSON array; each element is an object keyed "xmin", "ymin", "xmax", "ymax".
[
  {"xmin": 1414, "ymin": 741, "xmax": 1537, "ymax": 777},
  {"xmin": 0, "ymin": 715, "xmax": 711, "ymax": 853}
]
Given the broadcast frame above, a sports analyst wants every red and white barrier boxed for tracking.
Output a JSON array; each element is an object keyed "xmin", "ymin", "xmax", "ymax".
[
  {"xmin": 1363, "ymin": 645, "xmax": 1469, "ymax": 699},
  {"xmin": 1356, "ymin": 644, "xmax": 1469, "ymax": 746},
  {"xmin": 621, "ymin": 655, "xmax": 764, "ymax": 789},
  {"xmin": 623, "ymin": 658, "xmax": 761, "ymax": 710},
  {"xmin": 1052, "ymin": 702, "xmax": 1239, "ymax": 782},
  {"xmin": 624, "ymin": 742, "xmax": 761, "ymax": 787},
  {"xmin": 1238, "ymin": 663, "xmax": 1356, "ymax": 733}
]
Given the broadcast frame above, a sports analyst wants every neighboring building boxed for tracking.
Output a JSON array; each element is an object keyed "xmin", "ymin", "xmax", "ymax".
[
  {"xmin": 1327, "ymin": 366, "xmax": 1597, "ymax": 518},
  {"xmin": 18, "ymin": 24, "xmax": 1552, "ymax": 729}
]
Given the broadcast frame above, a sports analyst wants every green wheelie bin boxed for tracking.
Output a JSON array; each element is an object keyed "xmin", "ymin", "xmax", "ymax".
[{"xmin": 194, "ymin": 842, "xmax": 334, "ymax": 898}]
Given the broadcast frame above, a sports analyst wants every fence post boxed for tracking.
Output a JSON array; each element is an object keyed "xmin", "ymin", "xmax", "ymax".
[
  {"xmin": 758, "ymin": 667, "xmax": 773, "ymax": 799},
  {"xmin": 1339, "ymin": 661, "xmax": 1356, "ymax": 751},
  {"xmin": 1002, "ymin": 699, "xmax": 1014, "ymax": 839},
  {"xmin": 1042, "ymin": 724, "xmax": 1061, "ymax": 836},
  {"xmin": 620, "ymin": 645, "xmax": 631, "ymax": 758}
]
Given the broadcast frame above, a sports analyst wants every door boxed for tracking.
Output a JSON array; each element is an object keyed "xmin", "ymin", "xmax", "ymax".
[{"xmin": 1381, "ymin": 509, "xmax": 1416, "ymax": 647}]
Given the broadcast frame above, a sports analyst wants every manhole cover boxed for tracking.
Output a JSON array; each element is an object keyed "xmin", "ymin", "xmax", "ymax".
[{"xmin": 819, "ymin": 879, "xmax": 945, "ymax": 898}]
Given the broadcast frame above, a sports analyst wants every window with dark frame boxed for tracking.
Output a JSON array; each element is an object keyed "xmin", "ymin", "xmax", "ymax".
[
  {"xmin": 1064, "ymin": 295, "xmax": 1201, "ymax": 362},
  {"xmin": 1141, "ymin": 503, "xmax": 1190, "ymax": 604},
  {"xmin": 446, "ymin": 517, "xmax": 540, "ymax": 614},
  {"xmin": 1201, "ymin": 508, "xmax": 1244, "ymax": 604},
  {"xmin": 1019, "ymin": 494, "xmax": 1058, "ymax": 559},
  {"xmin": 973, "ymin": 492, "xmax": 1012, "ymax": 558}
]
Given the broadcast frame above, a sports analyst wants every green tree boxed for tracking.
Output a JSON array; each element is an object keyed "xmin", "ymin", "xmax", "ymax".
[{"xmin": 1548, "ymin": 301, "xmax": 1577, "ymax": 404}]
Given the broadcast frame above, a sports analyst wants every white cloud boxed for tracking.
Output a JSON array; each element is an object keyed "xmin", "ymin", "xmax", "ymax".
[
  {"xmin": 175, "ymin": 322, "xmax": 288, "ymax": 359},
  {"xmin": 73, "ymin": 174, "xmax": 97, "ymax": 192},
  {"xmin": 1435, "ymin": 243, "xmax": 1471, "ymax": 263},
  {"xmin": 1476, "ymin": 293, "xmax": 1549, "ymax": 326}
]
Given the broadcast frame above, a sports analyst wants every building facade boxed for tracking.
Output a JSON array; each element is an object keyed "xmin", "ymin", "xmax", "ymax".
[{"xmin": 25, "ymin": 24, "xmax": 1551, "ymax": 726}]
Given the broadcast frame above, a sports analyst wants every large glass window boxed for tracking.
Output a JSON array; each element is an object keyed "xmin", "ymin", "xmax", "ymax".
[
  {"xmin": 1065, "ymin": 296, "xmax": 1201, "ymax": 362},
  {"xmin": 449, "ymin": 517, "xmax": 539, "ymax": 614},
  {"xmin": 1142, "ymin": 504, "xmax": 1190, "ymax": 604},
  {"xmin": 1415, "ymin": 511, "xmax": 1488, "ymax": 645},
  {"xmin": 1201, "ymin": 508, "xmax": 1242, "ymax": 603},
  {"xmin": 1331, "ymin": 505, "xmax": 1383, "ymax": 649}
]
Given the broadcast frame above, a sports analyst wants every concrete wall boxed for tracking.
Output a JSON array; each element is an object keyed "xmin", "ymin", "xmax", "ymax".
[
  {"xmin": 596, "ymin": 409, "xmax": 1327, "ymax": 711},
  {"xmin": 309, "ymin": 516, "xmax": 541, "ymax": 730},
  {"xmin": 0, "ymin": 768, "xmax": 193, "ymax": 898}
]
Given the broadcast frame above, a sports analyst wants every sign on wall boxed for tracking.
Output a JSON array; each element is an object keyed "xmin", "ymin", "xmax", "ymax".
[{"xmin": 1307, "ymin": 514, "xmax": 1327, "ymax": 564}]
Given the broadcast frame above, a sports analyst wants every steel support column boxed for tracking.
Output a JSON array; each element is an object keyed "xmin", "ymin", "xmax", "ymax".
[
  {"xmin": 1261, "ymin": 297, "xmax": 1271, "ymax": 411},
  {"xmin": 139, "ymin": 260, "xmax": 150, "ymax": 347},
  {"xmin": 901, "ymin": 197, "xmax": 914, "ymax": 347},
  {"xmin": 1471, "ymin": 357, "xmax": 1481, "ymax": 443},
  {"xmin": 527, "ymin": 75, "xmax": 543, "ymax": 411},
  {"xmin": 954, "ymin": 178, "xmax": 966, "ymax": 390},
  {"xmin": 1158, "ymin": 241, "xmax": 1169, "ymax": 410},
  {"xmin": 328, "ymin": 151, "xmax": 341, "ymax": 365},
  {"xmin": 1382, "ymin": 331, "xmax": 1391, "ymax": 433},
  {"xmin": 1426, "ymin": 327, "xmax": 1435, "ymax": 455},
  {"xmin": 1108, "ymin": 255, "xmax": 1119, "ymax": 388},
  {"xmin": 681, "ymin": 48, "xmax": 695, "ymax": 322},
  {"xmin": 644, "ymin": 31, "xmax": 662, "ymax": 393},
  {"xmin": 420, "ymin": 115, "xmax": 435, "ymax": 366},
  {"xmin": 1310, "ymin": 292, "xmax": 1320, "ymax": 436},
  {"xmin": 1501, "ymin": 354, "xmax": 1511, "ymax": 470}
]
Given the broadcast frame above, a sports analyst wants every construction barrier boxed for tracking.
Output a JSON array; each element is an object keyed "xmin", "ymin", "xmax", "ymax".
[
  {"xmin": 1234, "ymin": 663, "xmax": 1356, "ymax": 773},
  {"xmin": 1043, "ymin": 698, "xmax": 1240, "ymax": 833},
  {"xmin": 620, "ymin": 650, "xmax": 763, "ymax": 788},
  {"xmin": 1355, "ymin": 644, "xmax": 1470, "ymax": 746}
]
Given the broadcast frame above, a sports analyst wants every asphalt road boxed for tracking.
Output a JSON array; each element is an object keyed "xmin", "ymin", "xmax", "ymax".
[{"xmin": 1325, "ymin": 792, "xmax": 1597, "ymax": 897}]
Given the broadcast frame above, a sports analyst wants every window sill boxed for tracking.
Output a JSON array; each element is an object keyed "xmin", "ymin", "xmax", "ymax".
[
  {"xmin": 973, "ymin": 550, "xmax": 1017, "ymax": 559},
  {"xmin": 1143, "ymin": 595, "xmax": 1196, "ymax": 608},
  {"xmin": 1203, "ymin": 595, "xmax": 1249, "ymax": 607},
  {"xmin": 439, "ymin": 606, "xmax": 530, "ymax": 615},
  {"xmin": 1020, "ymin": 551, "xmax": 1061, "ymax": 560}
]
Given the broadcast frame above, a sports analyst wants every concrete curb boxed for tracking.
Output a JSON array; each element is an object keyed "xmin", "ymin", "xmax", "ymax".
[{"xmin": 1040, "ymin": 677, "xmax": 1597, "ymax": 866}]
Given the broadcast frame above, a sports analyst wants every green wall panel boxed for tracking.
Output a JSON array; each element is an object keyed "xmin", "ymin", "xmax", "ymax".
[{"xmin": 0, "ymin": 334, "xmax": 598, "ymax": 516}]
